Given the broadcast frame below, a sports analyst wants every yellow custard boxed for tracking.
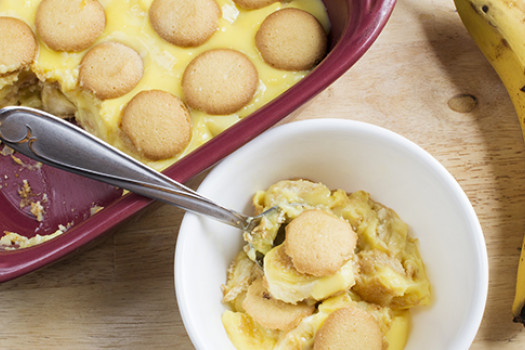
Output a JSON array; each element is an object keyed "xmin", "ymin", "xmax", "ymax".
[
  {"xmin": 222, "ymin": 180, "xmax": 431, "ymax": 350},
  {"xmin": 0, "ymin": 0, "xmax": 330, "ymax": 171}
]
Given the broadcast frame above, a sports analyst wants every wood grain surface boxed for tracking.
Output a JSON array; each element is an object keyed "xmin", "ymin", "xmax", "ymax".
[{"xmin": 2, "ymin": 0, "xmax": 525, "ymax": 348}]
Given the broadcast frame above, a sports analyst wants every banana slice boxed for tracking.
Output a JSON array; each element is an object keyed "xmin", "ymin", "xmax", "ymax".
[
  {"xmin": 242, "ymin": 277, "xmax": 315, "ymax": 331},
  {"xmin": 223, "ymin": 250, "xmax": 263, "ymax": 307},
  {"xmin": 264, "ymin": 244, "xmax": 356, "ymax": 304},
  {"xmin": 222, "ymin": 310, "xmax": 279, "ymax": 350},
  {"xmin": 354, "ymin": 249, "xmax": 431, "ymax": 309}
]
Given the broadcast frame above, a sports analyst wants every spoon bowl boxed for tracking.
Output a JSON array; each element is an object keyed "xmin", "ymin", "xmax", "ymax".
[{"xmin": 175, "ymin": 118, "xmax": 488, "ymax": 350}]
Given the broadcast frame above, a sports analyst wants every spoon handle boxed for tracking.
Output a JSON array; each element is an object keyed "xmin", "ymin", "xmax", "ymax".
[{"xmin": 0, "ymin": 106, "xmax": 247, "ymax": 229}]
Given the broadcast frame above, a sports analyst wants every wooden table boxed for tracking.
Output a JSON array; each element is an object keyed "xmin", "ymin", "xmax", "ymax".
[{"xmin": 2, "ymin": 0, "xmax": 525, "ymax": 348}]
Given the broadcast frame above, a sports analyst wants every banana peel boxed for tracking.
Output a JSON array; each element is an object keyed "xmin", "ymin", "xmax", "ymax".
[{"xmin": 453, "ymin": 0, "xmax": 525, "ymax": 325}]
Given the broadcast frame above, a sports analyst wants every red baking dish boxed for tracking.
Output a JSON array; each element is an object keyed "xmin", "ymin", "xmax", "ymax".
[{"xmin": 0, "ymin": 0, "xmax": 396, "ymax": 282}]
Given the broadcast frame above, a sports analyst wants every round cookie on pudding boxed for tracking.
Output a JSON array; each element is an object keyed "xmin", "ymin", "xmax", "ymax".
[
  {"xmin": 313, "ymin": 306, "xmax": 383, "ymax": 350},
  {"xmin": 35, "ymin": 0, "xmax": 106, "ymax": 52},
  {"xmin": 149, "ymin": 0, "xmax": 221, "ymax": 47},
  {"xmin": 284, "ymin": 209, "xmax": 357, "ymax": 277},
  {"xmin": 233, "ymin": 0, "xmax": 277, "ymax": 9},
  {"xmin": 256, "ymin": 8, "xmax": 327, "ymax": 71},
  {"xmin": 182, "ymin": 49, "xmax": 258, "ymax": 115},
  {"xmin": 241, "ymin": 277, "xmax": 315, "ymax": 331},
  {"xmin": 79, "ymin": 42, "xmax": 144, "ymax": 100},
  {"xmin": 0, "ymin": 17, "xmax": 38, "ymax": 75},
  {"xmin": 120, "ymin": 90, "xmax": 192, "ymax": 160}
]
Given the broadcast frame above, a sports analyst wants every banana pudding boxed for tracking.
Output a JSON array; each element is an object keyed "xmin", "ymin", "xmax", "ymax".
[
  {"xmin": 222, "ymin": 180, "xmax": 431, "ymax": 350},
  {"xmin": 0, "ymin": 0, "xmax": 329, "ymax": 171},
  {"xmin": 0, "ymin": 0, "xmax": 329, "ymax": 248}
]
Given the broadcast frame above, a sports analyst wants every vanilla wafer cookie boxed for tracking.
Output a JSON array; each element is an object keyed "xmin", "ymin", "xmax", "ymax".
[
  {"xmin": 233, "ymin": 0, "xmax": 277, "ymax": 9},
  {"xmin": 149, "ymin": 0, "xmax": 220, "ymax": 47},
  {"xmin": 256, "ymin": 8, "xmax": 327, "ymax": 71},
  {"xmin": 182, "ymin": 49, "xmax": 258, "ymax": 115},
  {"xmin": 242, "ymin": 277, "xmax": 314, "ymax": 331},
  {"xmin": 121, "ymin": 90, "xmax": 191, "ymax": 160},
  {"xmin": 284, "ymin": 209, "xmax": 357, "ymax": 277},
  {"xmin": 35, "ymin": 0, "xmax": 106, "ymax": 52},
  {"xmin": 313, "ymin": 306, "xmax": 383, "ymax": 350},
  {"xmin": 79, "ymin": 42, "xmax": 143, "ymax": 100},
  {"xmin": 0, "ymin": 17, "xmax": 38, "ymax": 75}
]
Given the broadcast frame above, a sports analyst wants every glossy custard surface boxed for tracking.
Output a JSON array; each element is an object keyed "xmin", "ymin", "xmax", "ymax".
[{"xmin": 0, "ymin": 0, "xmax": 329, "ymax": 170}]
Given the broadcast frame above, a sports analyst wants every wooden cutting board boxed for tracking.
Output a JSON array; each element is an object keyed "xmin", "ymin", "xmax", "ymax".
[{"xmin": 2, "ymin": 0, "xmax": 525, "ymax": 348}]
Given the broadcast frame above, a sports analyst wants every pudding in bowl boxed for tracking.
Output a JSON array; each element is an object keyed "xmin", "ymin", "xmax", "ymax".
[
  {"xmin": 222, "ymin": 179, "xmax": 431, "ymax": 349},
  {"xmin": 174, "ymin": 118, "xmax": 488, "ymax": 350}
]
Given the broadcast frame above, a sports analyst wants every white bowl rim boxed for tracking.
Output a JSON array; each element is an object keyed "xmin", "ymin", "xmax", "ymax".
[{"xmin": 174, "ymin": 118, "xmax": 489, "ymax": 350}]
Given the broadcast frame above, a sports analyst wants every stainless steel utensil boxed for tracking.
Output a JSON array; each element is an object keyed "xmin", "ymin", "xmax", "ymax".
[{"xmin": 0, "ymin": 106, "xmax": 272, "ymax": 233}]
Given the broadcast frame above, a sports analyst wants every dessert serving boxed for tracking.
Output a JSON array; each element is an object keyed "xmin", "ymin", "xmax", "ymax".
[
  {"xmin": 0, "ymin": 0, "xmax": 329, "ymax": 170},
  {"xmin": 222, "ymin": 180, "xmax": 431, "ymax": 349},
  {"xmin": 0, "ymin": 0, "xmax": 329, "ymax": 248},
  {"xmin": 174, "ymin": 118, "xmax": 486, "ymax": 350}
]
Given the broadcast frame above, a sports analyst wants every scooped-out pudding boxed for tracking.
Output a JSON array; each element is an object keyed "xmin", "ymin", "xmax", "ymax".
[{"xmin": 222, "ymin": 180, "xmax": 431, "ymax": 350}]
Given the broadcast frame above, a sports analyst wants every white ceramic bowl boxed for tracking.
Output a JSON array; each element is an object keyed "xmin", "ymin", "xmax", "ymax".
[{"xmin": 174, "ymin": 118, "xmax": 488, "ymax": 350}]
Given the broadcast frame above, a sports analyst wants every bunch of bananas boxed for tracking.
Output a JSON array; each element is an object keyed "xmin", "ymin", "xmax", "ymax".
[{"xmin": 453, "ymin": 0, "xmax": 525, "ymax": 324}]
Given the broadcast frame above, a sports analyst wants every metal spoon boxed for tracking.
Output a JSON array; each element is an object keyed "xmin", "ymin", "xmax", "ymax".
[{"xmin": 0, "ymin": 106, "xmax": 273, "ymax": 234}]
